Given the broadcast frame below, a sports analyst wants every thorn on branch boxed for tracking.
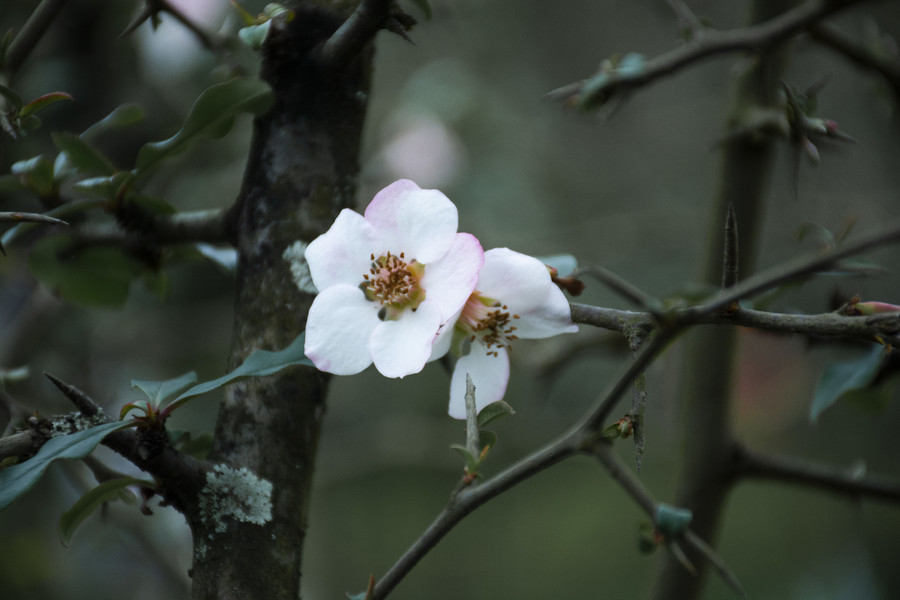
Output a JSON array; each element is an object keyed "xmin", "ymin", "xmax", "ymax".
[
  {"xmin": 722, "ymin": 202, "xmax": 739, "ymax": 290},
  {"xmin": 43, "ymin": 372, "xmax": 103, "ymax": 418}
]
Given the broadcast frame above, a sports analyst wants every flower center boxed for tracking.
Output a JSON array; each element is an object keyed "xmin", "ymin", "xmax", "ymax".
[
  {"xmin": 361, "ymin": 251, "xmax": 425, "ymax": 319},
  {"xmin": 458, "ymin": 291, "xmax": 520, "ymax": 356}
]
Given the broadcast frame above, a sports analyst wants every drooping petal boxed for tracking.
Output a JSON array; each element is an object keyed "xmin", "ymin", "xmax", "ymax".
[
  {"xmin": 420, "ymin": 233, "xmax": 483, "ymax": 323},
  {"xmin": 509, "ymin": 284, "xmax": 578, "ymax": 339},
  {"xmin": 370, "ymin": 299, "xmax": 443, "ymax": 378},
  {"xmin": 477, "ymin": 248, "xmax": 556, "ymax": 316},
  {"xmin": 365, "ymin": 180, "xmax": 458, "ymax": 264},
  {"xmin": 305, "ymin": 209, "xmax": 381, "ymax": 290},
  {"xmin": 448, "ymin": 346, "xmax": 510, "ymax": 419},
  {"xmin": 304, "ymin": 285, "xmax": 379, "ymax": 375}
]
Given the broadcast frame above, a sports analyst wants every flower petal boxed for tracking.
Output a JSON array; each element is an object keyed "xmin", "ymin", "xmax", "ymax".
[
  {"xmin": 370, "ymin": 299, "xmax": 443, "ymax": 378},
  {"xmin": 428, "ymin": 309, "xmax": 461, "ymax": 362},
  {"xmin": 304, "ymin": 285, "xmax": 379, "ymax": 375},
  {"xmin": 477, "ymin": 248, "xmax": 554, "ymax": 315},
  {"xmin": 420, "ymin": 233, "xmax": 483, "ymax": 323},
  {"xmin": 305, "ymin": 209, "xmax": 381, "ymax": 290},
  {"xmin": 365, "ymin": 180, "xmax": 458, "ymax": 264},
  {"xmin": 448, "ymin": 346, "xmax": 510, "ymax": 419},
  {"xmin": 510, "ymin": 285, "xmax": 579, "ymax": 339}
]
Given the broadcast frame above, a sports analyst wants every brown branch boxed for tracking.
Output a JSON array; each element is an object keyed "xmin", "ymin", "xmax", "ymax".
[
  {"xmin": 0, "ymin": 429, "xmax": 39, "ymax": 461},
  {"xmin": 549, "ymin": 0, "xmax": 875, "ymax": 110},
  {"xmin": 734, "ymin": 444, "xmax": 900, "ymax": 503},
  {"xmin": 3, "ymin": 0, "xmax": 67, "ymax": 77},
  {"xmin": 316, "ymin": 0, "xmax": 398, "ymax": 70},
  {"xmin": 809, "ymin": 23, "xmax": 900, "ymax": 99}
]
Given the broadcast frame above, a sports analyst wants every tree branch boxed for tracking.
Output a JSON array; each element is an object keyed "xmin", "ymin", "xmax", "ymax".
[
  {"xmin": 3, "ymin": 0, "xmax": 67, "ymax": 77},
  {"xmin": 809, "ymin": 23, "xmax": 900, "ymax": 100},
  {"xmin": 72, "ymin": 208, "xmax": 230, "ymax": 247},
  {"xmin": 317, "ymin": 0, "xmax": 397, "ymax": 70},
  {"xmin": 734, "ymin": 444, "xmax": 900, "ymax": 503},
  {"xmin": 549, "ymin": 0, "xmax": 875, "ymax": 110}
]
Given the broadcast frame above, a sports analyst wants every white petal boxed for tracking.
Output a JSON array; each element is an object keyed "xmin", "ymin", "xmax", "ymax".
[
  {"xmin": 428, "ymin": 309, "xmax": 462, "ymax": 362},
  {"xmin": 305, "ymin": 209, "xmax": 381, "ymax": 290},
  {"xmin": 478, "ymin": 248, "xmax": 555, "ymax": 315},
  {"xmin": 304, "ymin": 285, "xmax": 379, "ymax": 375},
  {"xmin": 365, "ymin": 181, "xmax": 458, "ymax": 264},
  {"xmin": 370, "ymin": 299, "xmax": 443, "ymax": 378},
  {"xmin": 478, "ymin": 248, "xmax": 578, "ymax": 339},
  {"xmin": 420, "ymin": 233, "xmax": 483, "ymax": 323},
  {"xmin": 511, "ymin": 285, "xmax": 579, "ymax": 339},
  {"xmin": 448, "ymin": 346, "xmax": 510, "ymax": 419}
]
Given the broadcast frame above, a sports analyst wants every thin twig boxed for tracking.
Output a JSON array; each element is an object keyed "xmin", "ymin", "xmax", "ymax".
[
  {"xmin": 721, "ymin": 203, "xmax": 739, "ymax": 289},
  {"xmin": 0, "ymin": 212, "xmax": 68, "ymax": 226},
  {"xmin": 574, "ymin": 264, "xmax": 658, "ymax": 311},
  {"xmin": 72, "ymin": 208, "xmax": 230, "ymax": 247},
  {"xmin": 809, "ymin": 23, "xmax": 900, "ymax": 99},
  {"xmin": 3, "ymin": 0, "xmax": 67, "ymax": 76},
  {"xmin": 549, "ymin": 0, "xmax": 874, "ymax": 109},
  {"xmin": 665, "ymin": 0, "xmax": 704, "ymax": 38},
  {"xmin": 735, "ymin": 444, "xmax": 900, "ymax": 503}
]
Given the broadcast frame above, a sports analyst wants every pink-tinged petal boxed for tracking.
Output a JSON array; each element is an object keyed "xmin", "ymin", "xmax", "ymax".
[
  {"xmin": 305, "ymin": 209, "xmax": 381, "ymax": 290},
  {"xmin": 365, "ymin": 181, "xmax": 458, "ymax": 264},
  {"xmin": 370, "ymin": 299, "xmax": 443, "ymax": 378},
  {"xmin": 511, "ymin": 285, "xmax": 578, "ymax": 339},
  {"xmin": 477, "ymin": 248, "xmax": 556, "ymax": 315},
  {"xmin": 448, "ymin": 346, "xmax": 510, "ymax": 419},
  {"xmin": 304, "ymin": 285, "xmax": 379, "ymax": 375},
  {"xmin": 420, "ymin": 233, "xmax": 484, "ymax": 322}
]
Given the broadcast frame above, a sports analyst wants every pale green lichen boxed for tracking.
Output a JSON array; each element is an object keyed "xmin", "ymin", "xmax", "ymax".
[
  {"xmin": 198, "ymin": 464, "xmax": 273, "ymax": 534},
  {"xmin": 283, "ymin": 240, "xmax": 318, "ymax": 294},
  {"xmin": 48, "ymin": 408, "xmax": 108, "ymax": 437}
]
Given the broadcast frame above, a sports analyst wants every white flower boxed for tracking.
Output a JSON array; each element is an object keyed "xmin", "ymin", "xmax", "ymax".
[
  {"xmin": 301, "ymin": 180, "xmax": 484, "ymax": 378},
  {"xmin": 434, "ymin": 248, "xmax": 578, "ymax": 419}
]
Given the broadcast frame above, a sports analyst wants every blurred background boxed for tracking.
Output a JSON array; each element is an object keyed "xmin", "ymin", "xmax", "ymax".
[{"xmin": 1, "ymin": 1, "xmax": 899, "ymax": 598}]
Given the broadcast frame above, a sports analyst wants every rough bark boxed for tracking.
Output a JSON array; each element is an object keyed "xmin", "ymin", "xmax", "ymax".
[{"xmin": 189, "ymin": 5, "xmax": 373, "ymax": 599}]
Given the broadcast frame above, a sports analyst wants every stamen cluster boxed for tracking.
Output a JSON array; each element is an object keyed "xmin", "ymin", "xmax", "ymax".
[
  {"xmin": 362, "ymin": 251, "xmax": 424, "ymax": 311},
  {"xmin": 461, "ymin": 294, "xmax": 520, "ymax": 356}
]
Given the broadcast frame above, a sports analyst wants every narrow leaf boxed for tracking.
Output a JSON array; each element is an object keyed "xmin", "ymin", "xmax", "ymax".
[
  {"xmin": 476, "ymin": 400, "xmax": 515, "ymax": 429},
  {"xmin": 165, "ymin": 332, "xmax": 312, "ymax": 412},
  {"xmin": 131, "ymin": 371, "xmax": 198, "ymax": 408},
  {"xmin": 0, "ymin": 420, "xmax": 135, "ymax": 511},
  {"xmin": 655, "ymin": 504, "xmax": 693, "ymax": 538},
  {"xmin": 52, "ymin": 132, "xmax": 116, "ymax": 176},
  {"xmin": 19, "ymin": 92, "xmax": 73, "ymax": 118},
  {"xmin": 0, "ymin": 83, "xmax": 23, "ymax": 111},
  {"xmin": 81, "ymin": 103, "xmax": 145, "ymax": 141},
  {"xmin": 134, "ymin": 78, "xmax": 273, "ymax": 175},
  {"xmin": 58, "ymin": 477, "xmax": 152, "ymax": 547},
  {"xmin": 811, "ymin": 345, "xmax": 887, "ymax": 422}
]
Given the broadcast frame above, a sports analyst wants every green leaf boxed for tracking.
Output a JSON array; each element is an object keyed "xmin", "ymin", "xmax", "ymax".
[
  {"xmin": 238, "ymin": 22, "xmax": 272, "ymax": 50},
  {"xmin": 72, "ymin": 172, "xmax": 132, "ymax": 201},
  {"xmin": 134, "ymin": 78, "xmax": 273, "ymax": 175},
  {"xmin": 11, "ymin": 155, "xmax": 56, "ymax": 196},
  {"xmin": 478, "ymin": 430, "xmax": 497, "ymax": 450},
  {"xmin": 52, "ymin": 132, "xmax": 116, "ymax": 176},
  {"xmin": 164, "ymin": 332, "xmax": 313, "ymax": 412},
  {"xmin": 449, "ymin": 444, "xmax": 480, "ymax": 473},
  {"xmin": 81, "ymin": 103, "xmax": 145, "ymax": 141},
  {"xmin": 58, "ymin": 477, "xmax": 151, "ymax": 547},
  {"xmin": 655, "ymin": 504, "xmax": 692, "ymax": 538},
  {"xmin": 19, "ymin": 92, "xmax": 73, "ymax": 118},
  {"xmin": 811, "ymin": 345, "xmax": 888, "ymax": 422},
  {"xmin": 0, "ymin": 420, "xmax": 135, "ymax": 511},
  {"xmin": 28, "ymin": 236, "xmax": 140, "ymax": 308},
  {"xmin": 131, "ymin": 372, "xmax": 198, "ymax": 409},
  {"xmin": 476, "ymin": 400, "xmax": 515, "ymax": 429}
]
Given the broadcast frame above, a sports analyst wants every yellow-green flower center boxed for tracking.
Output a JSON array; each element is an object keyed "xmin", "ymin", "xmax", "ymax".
[
  {"xmin": 361, "ymin": 252, "xmax": 425, "ymax": 319},
  {"xmin": 458, "ymin": 291, "xmax": 520, "ymax": 356}
]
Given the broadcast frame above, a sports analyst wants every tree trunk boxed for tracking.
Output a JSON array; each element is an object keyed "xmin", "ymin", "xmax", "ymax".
[{"xmin": 189, "ymin": 5, "xmax": 373, "ymax": 598}]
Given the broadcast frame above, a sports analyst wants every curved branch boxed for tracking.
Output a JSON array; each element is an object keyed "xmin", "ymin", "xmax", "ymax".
[
  {"xmin": 3, "ymin": 0, "xmax": 67, "ymax": 77},
  {"xmin": 317, "ymin": 0, "xmax": 397, "ymax": 70},
  {"xmin": 734, "ymin": 444, "xmax": 900, "ymax": 503},
  {"xmin": 549, "ymin": 0, "xmax": 875, "ymax": 109}
]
